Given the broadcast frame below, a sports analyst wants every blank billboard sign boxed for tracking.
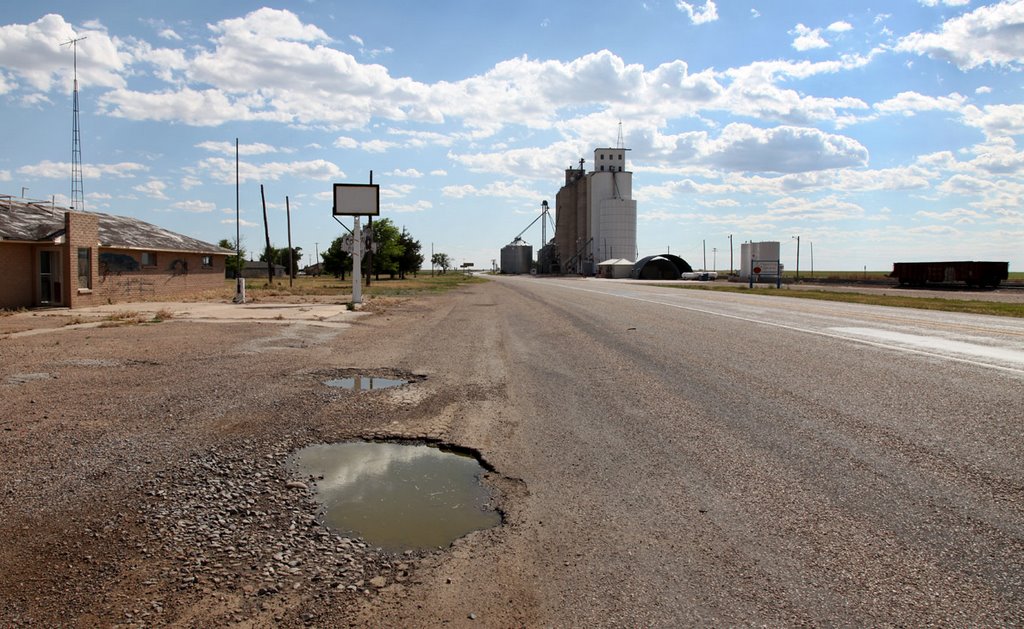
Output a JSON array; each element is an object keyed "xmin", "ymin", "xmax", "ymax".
[{"xmin": 333, "ymin": 183, "xmax": 380, "ymax": 216}]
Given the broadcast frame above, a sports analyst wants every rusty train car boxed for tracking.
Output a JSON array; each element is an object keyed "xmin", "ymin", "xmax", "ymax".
[{"xmin": 890, "ymin": 261, "xmax": 1008, "ymax": 287}]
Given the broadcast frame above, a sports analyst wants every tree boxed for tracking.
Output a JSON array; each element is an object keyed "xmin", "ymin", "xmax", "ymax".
[
  {"xmin": 259, "ymin": 246, "xmax": 303, "ymax": 277},
  {"xmin": 432, "ymin": 252, "xmax": 452, "ymax": 274},
  {"xmin": 219, "ymin": 238, "xmax": 245, "ymax": 278},
  {"xmin": 368, "ymin": 217, "xmax": 402, "ymax": 280},
  {"xmin": 321, "ymin": 236, "xmax": 352, "ymax": 279},
  {"xmin": 397, "ymin": 228, "xmax": 423, "ymax": 279}
]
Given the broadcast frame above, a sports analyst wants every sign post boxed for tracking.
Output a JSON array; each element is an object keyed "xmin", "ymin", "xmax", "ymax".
[{"xmin": 333, "ymin": 182, "xmax": 380, "ymax": 306}]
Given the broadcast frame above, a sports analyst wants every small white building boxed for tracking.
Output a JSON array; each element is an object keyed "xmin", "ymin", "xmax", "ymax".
[{"xmin": 596, "ymin": 258, "xmax": 635, "ymax": 279}]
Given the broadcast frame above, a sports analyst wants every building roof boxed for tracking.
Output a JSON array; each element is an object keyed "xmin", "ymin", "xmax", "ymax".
[
  {"xmin": 0, "ymin": 199, "xmax": 231, "ymax": 255},
  {"xmin": 597, "ymin": 258, "xmax": 635, "ymax": 266}
]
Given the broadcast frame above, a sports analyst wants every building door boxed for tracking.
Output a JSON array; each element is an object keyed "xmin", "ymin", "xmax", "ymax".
[{"xmin": 39, "ymin": 250, "xmax": 62, "ymax": 306}]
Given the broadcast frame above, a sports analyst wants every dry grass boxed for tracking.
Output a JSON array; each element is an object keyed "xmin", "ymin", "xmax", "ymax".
[{"xmin": 661, "ymin": 283, "xmax": 1024, "ymax": 318}]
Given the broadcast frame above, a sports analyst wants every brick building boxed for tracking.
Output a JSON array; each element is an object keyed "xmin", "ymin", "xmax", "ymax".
[{"xmin": 0, "ymin": 197, "xmax": 232, "ymax": 309}]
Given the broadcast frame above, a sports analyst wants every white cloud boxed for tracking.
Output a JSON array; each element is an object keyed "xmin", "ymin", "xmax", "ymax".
[
  {"xmin": 0, "ymin": 14, "xmax": 128, "ymax": 93},
  {"xmin": 430, "ymin": 169, "xmax": 448, "ymax": 176},
  {"xmin": 0, "ymin": 170, "xmax": 10, "ymax": 181},
  {"xmin": 896, "ymin": 1, "xmax": 1024, "ymax": 70},
  {"xmin": 158, "ymin": 28, "xmax": 182, "ymax": 41},
  {"xmin": 386, "ymin": 168, "xmax": 423, "ymax": 178},
  {"xmin": 17, "ymin": 160, "xmax": 147, "ymax": 179},
  {"xmin": 441, "ymin": 181, "xmax": 541, "ymax": 200},
  {"xmin": 386, "ymin": 200, "xmax": 433, "ymax": 213},
  {"xmin": 221, "ymin": 218, "xmax": 258, "ymax": 227},
  {"xmin": 874, "ymin": 91, "xmax": 967, "ymax": 116},
  {"xmin": 751, "ymin": 9, "xmax": 761, "ymax": 19},
  {"xmin": 172, "ymin": 199, "xmax": 216, "ymax": 213},
  {"xmin": 701, "ymin": 123, "xmax": 868, "ymax": 173},
  {"xmin": 791, "ymin": 24, "xmax": 829, "ymax": 51},
  {"xmin": 134, "ymin": 179, "xmax": 168, "ymax": 199},
  {"xmin": 197, "ymin": 157, "xmax": 345, "ymax": 184},
  {"xmin": 963, "ymin": 104, "xmax": 1024, "ymax": 138},
  {"xmin": 196, "ymin": 140, "xmax": 280, "ymax": 155},
  {"xmin": 676, "ymin": 1, "xmax": 719, "ymax": 25},
  {"xmin": 918, "ymin": 0, "xmax": 971, "ymax": 6},
  {"xmin": 975, "ymin": 85, "xmax": 992, "ymax": 94},
  {"xmin": 181, "ymin": 176, "xmax": 202, "ymax": 190},
  {"xmin": 828, "ymin": 21, "xmax": 853, "ymax": 33},
  {"xmin": 765, "ymin": 194, "xmax": 867, "ymax": 221}
]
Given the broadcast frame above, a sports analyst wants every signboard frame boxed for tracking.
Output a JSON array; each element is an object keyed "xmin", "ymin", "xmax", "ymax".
[{"xmin": 333, "ymin": 183, "xmax": 380, "ymax": 216}]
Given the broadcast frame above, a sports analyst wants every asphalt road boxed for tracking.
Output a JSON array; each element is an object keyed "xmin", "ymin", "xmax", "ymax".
[{"xmin": 365, "ymin": 276, "xmax": 1024, "ymax": 626}]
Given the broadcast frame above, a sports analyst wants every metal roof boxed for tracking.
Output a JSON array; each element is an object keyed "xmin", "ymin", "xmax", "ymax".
[{"xmin": 0, "ymin": 199, "xmax": 231, "ymax": 255}]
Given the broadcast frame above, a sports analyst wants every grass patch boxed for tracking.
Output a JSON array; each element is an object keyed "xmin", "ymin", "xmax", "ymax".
[
  {"xmin": 224, "ymin": 272, "xmax": 486, "ymax": 301},
  {"xmin": 658, "ymin": 284, "xmax": 1024, "ymax": 318}
]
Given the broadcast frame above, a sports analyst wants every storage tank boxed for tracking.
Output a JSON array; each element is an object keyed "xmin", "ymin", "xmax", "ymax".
[
  {"xmin": 500, "ymin": 237, "xmax": 533, "ymax": 274},
  {"xmin": 740, "ymin": 241, "xmax": 781, "ymax": 278}
]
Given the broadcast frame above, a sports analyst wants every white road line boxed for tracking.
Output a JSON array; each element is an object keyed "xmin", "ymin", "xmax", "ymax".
[{"xmin": 549, "ymin": 281, "xmax": 1024, "ymax": 378}]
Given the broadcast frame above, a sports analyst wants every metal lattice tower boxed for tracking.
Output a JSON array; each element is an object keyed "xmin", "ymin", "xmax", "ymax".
[
  {"xmin": 616, "ymin": 120, "xmax": 624, "ymax": 149},
  {"xmin": 63, "ymin": 36, "xmax": 87, "ymax": 210}
]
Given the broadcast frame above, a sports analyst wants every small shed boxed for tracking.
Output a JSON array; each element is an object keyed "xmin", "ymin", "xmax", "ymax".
[{"xmin": 597, "ymin": 258, "xmax": 635, "ymax": 279}]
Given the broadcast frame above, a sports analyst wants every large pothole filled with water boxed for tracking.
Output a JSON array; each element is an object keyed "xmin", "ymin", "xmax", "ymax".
[
  {"xmin": 289, "ymin": 441, "xmax": 502, "ymax": 553},
  {"xmin": 324, "ymin": 375, "xmax": 409, "ymax": 391}
]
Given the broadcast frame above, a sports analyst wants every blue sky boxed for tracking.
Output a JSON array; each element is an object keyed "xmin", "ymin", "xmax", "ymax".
[{"xmin": 2, "ymin": 1, "xmax": 1023, "ymax": 272}]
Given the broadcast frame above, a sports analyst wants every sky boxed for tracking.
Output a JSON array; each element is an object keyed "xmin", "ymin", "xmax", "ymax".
[{"xmin": 1, "ymin": 0, "xmax": 1023, "ymax": 272}]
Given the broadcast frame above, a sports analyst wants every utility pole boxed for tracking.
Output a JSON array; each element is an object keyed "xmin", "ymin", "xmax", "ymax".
[
  {"xmin": 729, "ymin": 234, "xmax": 733, "ymax": 275},
  {"xmin": 366, "ymin": 171, "xmax": 373, "ymax": 287},
  {"xmin": 286, "ymin": 195, "xmax": 293, "ymax": 287},
  {"xmin": 261, "ymin": 185, "xmax": 273, "ymax": 285},
  {"xmin": 702, "ymin": 239, "xmax": 707, "ymax": 271}
]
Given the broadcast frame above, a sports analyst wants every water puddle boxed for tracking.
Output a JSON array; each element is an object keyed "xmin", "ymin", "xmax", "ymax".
[
  {"xmin": 324, "ymin": 375, "xmax": 408, "ymax": 391},
  {"xmin": 289, "ymin": 441, "xmax": 501, "ymax": 552}
]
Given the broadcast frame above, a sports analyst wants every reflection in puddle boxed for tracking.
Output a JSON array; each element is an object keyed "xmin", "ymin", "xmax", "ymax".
[
  {"xmin": 290, "ymin": 442, "xmax": 501, "ymax": 552},
  {"xmin": 324, "ymin": 376, "xmax": 408, "ymax": 391}
]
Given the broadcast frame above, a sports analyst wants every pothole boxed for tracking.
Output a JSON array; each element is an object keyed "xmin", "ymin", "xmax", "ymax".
[
  {"xmin": 324, "ymin": 376, "xmax": 409, "ymax": 391},
  {"xmin": 288, "ymin": 441, "xmax": 502, "ymax": 553}
]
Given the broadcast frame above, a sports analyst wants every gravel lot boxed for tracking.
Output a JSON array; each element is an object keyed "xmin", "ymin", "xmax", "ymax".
[{"xmin": 0, "ymin": 296, "xmax": 499, "ymax": 627}]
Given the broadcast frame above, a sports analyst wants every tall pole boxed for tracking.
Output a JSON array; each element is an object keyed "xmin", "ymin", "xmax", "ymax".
[
  {"xmin": 235, "ymin": 139, "xmax": 241, "ymax": 272},
  {"xmin": 261, "ymin": 185, "xmax": 273, "ymax": 285},
  {"xmin": 233, "ymin": 138, "xmax": 244, "ymax": 302},
  {"xmin": 810, "ymin": 241, "xmax": 814, "ymax": 278},
  {"xmin": 729, "ymin": 234, "xmax": 733, "ymax": 275},
  {"xmin": 703, "ymin": 239, "xmax": 707, "ymax": 271},
  {"xmin": 315, "ymin": 242, "xmax": 319, "ymax": 274},
  {"xmin": 431, "ymin": 242, "xmax": 434, "ymax": 276},
  {"xmin": 366, "ymin": 171, "xmax": 373, "ymax": 287},
  {"xmin": 712, "ymin": 247, "xmax": 717, "ymax": 272},
  {"xmin": 795, "ymin": 235, "xmax": 801, "ymax": 282},
  {"xmin": 352, "ymin": 216, "xmax": 363, "ymax": 304},
  {"xmin": 286, "ymin": 195, "xmax": 293, "ymax": 287}
]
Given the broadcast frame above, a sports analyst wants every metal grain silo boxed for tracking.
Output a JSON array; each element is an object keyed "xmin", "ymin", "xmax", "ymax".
[{"xmin": 500, "ymin": 237, "xmax": 533, "ymax": 274}]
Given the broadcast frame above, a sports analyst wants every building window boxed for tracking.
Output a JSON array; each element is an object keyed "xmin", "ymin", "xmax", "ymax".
[
  {"xmin": 600, "ymin": 154, "xmax": 605, "ymax": 160},
  {"xmin": 141, "ymin": 251, "xmax": 157, "ymax": 267},
  {"xmin": 202, "ymin": 255, "xmax": 213, "ymax": 268},
  {"xmin": 77, "ymin": 247, "xmax": 91, "ymax": 289},
  {"xmin": 618, "ymin": 154, "xmax": 623, "ymax": 160},
  {"xmin": 600, "ymin": 165, "xmax": 605, "ymax": 171}
]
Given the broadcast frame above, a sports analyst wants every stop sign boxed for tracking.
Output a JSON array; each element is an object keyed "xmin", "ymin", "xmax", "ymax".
[{"xmin": 753, "ymin": 266, "xmax": 762, "ymax": 274}]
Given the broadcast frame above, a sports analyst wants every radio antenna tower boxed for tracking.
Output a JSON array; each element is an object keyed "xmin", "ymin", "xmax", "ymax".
[
  {"xmin": 62, "ymin": 36, "xmax": 87, "ymax": 210},
  {"xmin": 616, "ymin": 120, "xmax": 624, "ymax": 149}
]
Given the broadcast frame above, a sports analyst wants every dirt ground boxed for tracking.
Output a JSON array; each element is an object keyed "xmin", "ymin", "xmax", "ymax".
[{"xmin": 0, "ymin": 294, "xmax": 519, "ymax": 627}]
